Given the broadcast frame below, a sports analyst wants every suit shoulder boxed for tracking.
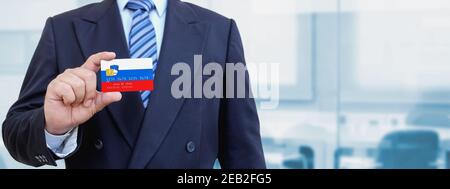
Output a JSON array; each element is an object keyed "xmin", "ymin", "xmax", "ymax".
[
  {"xmin": 182, "ymin": 2, "xmax": 231, "ymax": 24},
  {"xmin": 51, "ymin": 2, "xmax": 102, "ymax": 22}
]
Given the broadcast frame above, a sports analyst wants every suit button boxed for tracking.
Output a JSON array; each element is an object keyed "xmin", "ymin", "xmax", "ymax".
[
  {"xmin": 186, "ymin": 141, "xmax": 195, "ymax": 153},
  {"xmin": 95, "ymin": 139, "xmax": 103, "ymax": 150}
]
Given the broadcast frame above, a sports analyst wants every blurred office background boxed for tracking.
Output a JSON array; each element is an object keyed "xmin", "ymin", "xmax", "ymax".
[{"xmin": 1, "ymin": 0, "xmax": 450, "ymax": 169}]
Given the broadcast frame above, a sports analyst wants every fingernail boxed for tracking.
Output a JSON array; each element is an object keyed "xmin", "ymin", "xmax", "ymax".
[{"xmin": 84, "ymin": 99, "xmax": 93, "ymax": 107}]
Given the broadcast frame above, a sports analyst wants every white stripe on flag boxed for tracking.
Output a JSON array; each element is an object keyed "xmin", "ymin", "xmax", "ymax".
[{"xmin": 101, "ymin": 58, "xmax": 153, "ymax": 71}]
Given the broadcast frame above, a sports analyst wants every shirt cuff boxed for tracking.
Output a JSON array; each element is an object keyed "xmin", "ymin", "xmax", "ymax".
[{"xmin": 45, "ymin": 127, "xmax": 78, "ymax": 158}]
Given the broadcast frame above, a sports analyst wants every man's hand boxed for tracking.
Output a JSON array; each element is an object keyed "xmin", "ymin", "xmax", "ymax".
[{"xmin": 44, "ymin": 52, "xmax": 122, "ymax": 135}]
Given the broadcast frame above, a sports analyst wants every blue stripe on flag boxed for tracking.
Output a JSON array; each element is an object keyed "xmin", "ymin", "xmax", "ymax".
[{"xmin": 101, "ymin": 69, "xmax": 154, "ymax": 82}]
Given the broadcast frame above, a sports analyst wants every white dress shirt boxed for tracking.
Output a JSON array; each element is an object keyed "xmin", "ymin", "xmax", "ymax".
[{"xmin": 45, "ymin": 0, "xmax": 167, "ymax": 158}]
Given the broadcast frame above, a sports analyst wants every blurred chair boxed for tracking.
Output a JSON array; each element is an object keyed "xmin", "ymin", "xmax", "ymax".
[
  {"xmin": 376, "ymin": 130, "xmax": 439, "ymax": 169},
  {"xmin": 283, "ymin": 146, "xmax": 314, "ymax": 169}
]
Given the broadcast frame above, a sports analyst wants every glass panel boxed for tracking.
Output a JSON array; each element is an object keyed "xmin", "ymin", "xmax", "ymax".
[{"xmin": 338, "ymin": 0, "xmax": 450, "ymax": 169}]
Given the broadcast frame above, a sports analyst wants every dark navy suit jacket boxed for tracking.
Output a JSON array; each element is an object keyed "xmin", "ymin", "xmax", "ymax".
[{"xmin": 2, "ymin": 0, "xmax": 265, "ymax": 169}]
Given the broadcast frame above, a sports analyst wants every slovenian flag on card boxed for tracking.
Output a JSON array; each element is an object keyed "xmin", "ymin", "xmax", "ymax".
[{"xmin": 100, "ymin": 58, "xmax": 154, "ymax": 92}]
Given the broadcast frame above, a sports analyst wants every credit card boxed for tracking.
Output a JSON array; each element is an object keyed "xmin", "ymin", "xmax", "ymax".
[{"xmin": 100, "ymin": 58, "xmax": 154, "ymax": 92}]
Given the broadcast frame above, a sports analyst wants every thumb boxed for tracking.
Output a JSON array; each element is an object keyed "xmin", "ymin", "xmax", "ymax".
[
  {"xmin": 94, "ymin": 92, "xmax": 122, "ymax": 112},
  {"xmin": 82, "ymin": 52, "xmax": 116, "ymax": 72}
]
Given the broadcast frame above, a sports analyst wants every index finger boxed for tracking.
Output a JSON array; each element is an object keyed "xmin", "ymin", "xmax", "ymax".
[{"xmin": 82, "ymin": 52, "xmax": 116, "ymax": 72}]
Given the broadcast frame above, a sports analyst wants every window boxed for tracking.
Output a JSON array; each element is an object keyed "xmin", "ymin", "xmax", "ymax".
[{"xmin": 338, "ymin": 0, "xmax": 450, "ymax": 169}]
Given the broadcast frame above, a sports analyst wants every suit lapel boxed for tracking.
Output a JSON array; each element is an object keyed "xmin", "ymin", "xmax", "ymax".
[
  {"xmin": 128, "ymin": 0, "xmax": 210, "ymax": 168},
  {"xmin": 73, "ymin": 0, "xmax": 145, "ymax": 148}
]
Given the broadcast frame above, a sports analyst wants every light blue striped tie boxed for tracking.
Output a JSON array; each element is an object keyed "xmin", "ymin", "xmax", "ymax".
[{"xmin": 126, "ymin": 0, "xmax": 158, "ymax": 108}]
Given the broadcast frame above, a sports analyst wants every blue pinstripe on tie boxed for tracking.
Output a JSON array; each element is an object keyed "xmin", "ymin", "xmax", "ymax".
[{"xmin": 126, "ymin": 0, "xmax": 158, "ymax": 108}]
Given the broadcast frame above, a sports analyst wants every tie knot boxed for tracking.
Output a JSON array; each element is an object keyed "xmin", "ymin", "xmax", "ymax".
[{"xmin": 126, "ymin": 0, "xmax": 155, "ymax": 12}]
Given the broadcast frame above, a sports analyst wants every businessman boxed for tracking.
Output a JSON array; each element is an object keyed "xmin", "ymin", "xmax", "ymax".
[{"xmin": 2, "ymin": 0, "xmax": 265, "ymax": 169}]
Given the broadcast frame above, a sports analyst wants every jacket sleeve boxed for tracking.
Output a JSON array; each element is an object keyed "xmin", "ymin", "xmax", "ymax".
[
  {"xmin": 218, "ymin": 19, "xmax": 266, "ymax": 169},
  {"xmin": 2, "ymin": 18, "xmax": 60, "ymax": 167}
]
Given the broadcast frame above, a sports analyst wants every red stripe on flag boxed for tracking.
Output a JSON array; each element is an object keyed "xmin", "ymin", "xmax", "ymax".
[{"xmin": 101, "ymin": 80, "xmax": 154, "ymax": 92}]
